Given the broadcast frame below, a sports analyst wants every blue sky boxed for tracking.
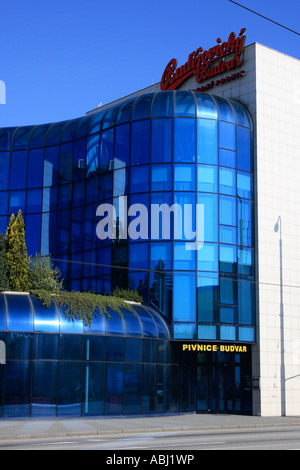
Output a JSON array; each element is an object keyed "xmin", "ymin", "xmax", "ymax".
[{"xmin": 1, "ymin": 0, "xmax": 299, "ymax": 127}]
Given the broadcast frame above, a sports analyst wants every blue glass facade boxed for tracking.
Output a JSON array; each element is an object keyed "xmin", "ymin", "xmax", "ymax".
[
  {"xmin": 0, "ymin": 90, "xmax": 255, "ymax": 343},
  {"xmin": 0, "ymin": 90, "xmax": 255, "ymax": 416},
  {"xmin": 0, "ymin": 293, "xmax": 179, "ymax": 417}
]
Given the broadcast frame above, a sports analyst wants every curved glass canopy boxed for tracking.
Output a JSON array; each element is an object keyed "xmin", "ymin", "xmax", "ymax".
[
  {"xmin": 0, "ymin": 91, "xmax": 252, "ymax": 150},
  {"xmin": 0, "ymin": 293, "xmax": 170, "ymax": 339}
]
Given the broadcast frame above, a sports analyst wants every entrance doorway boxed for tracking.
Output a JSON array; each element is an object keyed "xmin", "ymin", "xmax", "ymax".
[{"xmin": 196, "ymin": 350, "xmax": 252, "ymax": 414}]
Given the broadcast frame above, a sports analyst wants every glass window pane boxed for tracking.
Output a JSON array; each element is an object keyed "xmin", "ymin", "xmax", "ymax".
[
  {"xmin": 151, "ymin": 119, "xmax": 173, "ymax": 163},
  {"xmin": 149, "ymin": 270, "xmax": 172, "ymax": 321},
  {"xmin": 197, "ymin": 272, "xmax": 218, "ymax": 322},
  {"xmin": 125, "ymin": 338, "xmax": 142, "ymax": 362},
  {"xmin": 238, "ymin": 199, "xmax": 253, "ymax": 247},
  {"xmin": 238, "ymin": 247, "xmax": 254, "ymax": 275},
  {"xmin": 197, "ymin": 242, "xmax": 218, "ymax": 271},
  {"xmin": 151, "ymin": 164, "xmax": 172, "ymax": 191},
  {"xmin": 45, "ymin": 121, "xmax": 67, "ymax": 146},
  {"xmin": 198, "ymin": 324, "xmax": 217, "ymax": 340},
  {"xmin": 173, "ymin": 323, "xmax": 196, "ymax": 340},
  {"xmin": 124, "ymin": 363, "xmax": 142, "ymax": 414},
  {"xmin": 220, "ymin": 325, "xmax": 236, "ymax": 341},
  {"xmin": 73, "ymin": 138, "xmax": 86, "ymax": 181},
  {"xmin": 32, "ymin": 361, "xmax": 57, "ymax": 417},
  {"xmin": 0, "ymin": 192, "xmax": 8, "ymax": 215},
  {"xmin": 101, "ymin": 106, "xmax": 118, "ymax": 130},
  {"xmin": 59, "ymin": 143, "xmax": 73, "ymax": 184},
  {"xmin": 219, "ymin": 167, "xmax": 236, "ymax": 195},
  {"xmin": 130, "ymin": 165, "xmax": 149, "ymax": 193},
  {"xmin": 106, "ymin": 337, "xmax": 125, "ymax": 362},
  {"xmin": 174, "ymin": 192, "xmax": 196, "ymax": 241},
  {"xmin": 10, "ymin": 151, "xmax": 27, "ymax": 190},
  {"xmin": 34, "ymin": 334, "xmax": 58, "ymax": 360},
  {"xmin": 26, "ymin": 189, "xmax": 42, "ymax": 213},
  {"xmin": 115, "ymin": 124, "xmax": 130, "ymax": 168},
  {"xmin": 4, "ymin": 361, "xmax": 31, "ymax": 417},
  {"xmin": 197, "ymin": 193, "xmax": 218, "ymax": 242},
  {"xmin": 57, "ymin": 362, "xmax": 82, "ymax": 416},
  {"xmin": 100, "ymin": 129, "xmax": 113, "ymax": 173},
  {"xmin": 44, "ymin": 146, "xmax": 59, "ymax": 186},
  {"xmin": 219, "ymin": 122, "xmax": 236, "ymax": 150},
  {"xmin": 197, "ymin": 165, "xmax": 217, "ymax": 192},
  {"xmin": 219, "ymin": 149, "xmax": 236, "ymax": 168},
  {"xmin": 237, "ymin": 127, "xmax": 252, "ymax": 171},
  {"xmin": 174, "ymin": 164, "xmax": 195, "ymax": 191},
  {"xmin": 220, "ymin": 244, "xmax": 236, "ymax": 273},
  {"xmin": 151, "ymin": 91, "xmax": 173, "ymax": 117},
  {"xmin": 32, "ymin": 297, "xmax": 59, "ymax": 333},
  {"xmin": 134, "ymin": 305, "xmax": 158, "ymax": 338},
  {"xmin": 86, "ymin": 134, "xmax": 99, "ymax": 176},
  {"xmin": 0, "ymin": 152, "xmax": 10, "ymax": 190},
  {"xmin": 230, "ymin": 101, "xmax": 252, "ymax": 128},
  {"xmin": 58, "ymin": 307, "xmax": 83, "ymax": 334},
  {"xmin": 9, "ymin": 190, "xmax": 25, "ymax": 214},
  {"xmin": 214, "ymin": 96, "xmax": 235, "ymax": 123},
  {"xmin": 104, "ymin": 363, "xmax": 124, "ymax": 415},
  {"xmin": 129, "ymin": 242, "xmax": 148, "ymax": 268},
  {"xmin": 195, "ymin": 93, "xmax": 217, "ymax": 119},
  {"xmin": 6, "ymin": 295, "xmax": 33, "ymax": 332},
  {"xmin": 174, "ymin": 118, "xmax": 196, "ymax": 162},
  {"xmin": 131, "ymin": 120, "xmax": 150, "ymax": 165},
  {"xmin": 84, "ymin": 336, "xmax": 105, "ymax": 361},
  {"xmin": 113, "ymin": 167, "xmax": 128, "ymax": 197},
  {"xmin": 6, "ymin": 332, "xmax": 33, "ymax": 359},
  {"xmin": 238, "ymin": 276, "xmax": 255, "ymax": 325},
  {"xmin": 88, "ymin": 110, "xmax": 105, "ymax": 135},
  {"xmin": 220, "ymin": 274, "xmax": 237, "ymax": 305},
  {"xmin": 0, "ymin": 128, "xmax": 16, "ymax": 151},
  {"xmin": 197, "ymin": 119, "xmax": 217, "ymax": 164},
  {"xmin": 60, "ymin": 334, "xmax": 83, "ymax": 360},
  {"xmin": 105, "ymin": 309, "xmax": 125, "ymax": 336},
  {"xmin": 122, "ymin": 310, "xmax": 142, "ymax": 337},
  {"xmin": 219, "ymin": 225, "xmax": 236, "ymax": 244},
  {"xmin": 76, "ymin": 115, "xmax": 93, "ymax": 139},
  {"xmin": 220, "ymin": 305, "xmax": 236, "ymax": 323},
  {"xmin": 238, "ymin": 326, "xmax": 255, "ymax": 342},
  {"xmin": 12, "ymin": 127, "xmax": 33, "ymax": 149},
  {"xmin": 150, "ymin": 241, "xmax": 171, "ymax": 270},
  {"xmin": 237, "ymin": 171, "xmax": 252, "ymax": 199},
  {"xmin": 132, "ymin": 94, "xmax": 152, "ymax": 120},
  {"xmin": 173, "ymin": 273, "xmax": 195, "ymax": 322},
  {"xmin": 27, "ymin": 149, "xmax": 44, "ymax": 189},
  {"xmin": 174, "ymin": 242, "xmax": 195, "ymax": 270},
  {"xmin": 174, "ymin": 92, "xmax": 196, "ymax": 116},
  {"xmin": 115, "ymin": 98, "xmax": 135, "ymax": 124},
  {"xmin": 219, "ymin": 195, "xmax": 236, "ymax": 226}
]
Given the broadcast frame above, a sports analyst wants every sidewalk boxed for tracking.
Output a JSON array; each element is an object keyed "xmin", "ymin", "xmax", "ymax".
[{"xmin": 1, "ymin": 414, "xmax": 300, "ymax": 441}]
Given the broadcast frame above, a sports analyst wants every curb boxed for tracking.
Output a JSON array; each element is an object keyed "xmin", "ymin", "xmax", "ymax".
[{"xmin": 1, "ymin": 421, "xmax": 300, "ymax": 442}]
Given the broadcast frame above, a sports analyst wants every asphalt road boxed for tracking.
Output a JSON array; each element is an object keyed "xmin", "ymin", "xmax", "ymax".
[{"xmin": 1, "ymin": 426, "xmax": 300, "ymax": 451}]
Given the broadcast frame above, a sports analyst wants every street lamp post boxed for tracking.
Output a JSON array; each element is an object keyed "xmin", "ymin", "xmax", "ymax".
[{"xmin": 274, "ymin": 216, "xmax": 286, "ymax": 416}]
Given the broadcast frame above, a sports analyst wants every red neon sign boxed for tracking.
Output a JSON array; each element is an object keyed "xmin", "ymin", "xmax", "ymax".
[{"xmin": 160, "ymin": 28, "xmax": 246, "ymax": 91}]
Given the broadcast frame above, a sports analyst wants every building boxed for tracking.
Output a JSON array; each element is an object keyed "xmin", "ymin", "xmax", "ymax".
[{"xmin": 0, "ymin": 29, "xmax": 299, "ymax": 417}]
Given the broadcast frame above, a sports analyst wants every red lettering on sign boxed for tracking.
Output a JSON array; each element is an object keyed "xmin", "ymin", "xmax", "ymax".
[{"xmin": 161, "ymin": 28, "xmax": 246, "ymax": 91}]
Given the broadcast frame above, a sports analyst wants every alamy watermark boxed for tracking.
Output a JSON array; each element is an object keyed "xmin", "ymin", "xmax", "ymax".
[
  {"xmin": 0, "ymin": 80, "xmax": 6, "ymax": 104},
  {"xmin": 96, "ymin": 196, "xmax": 204, "ymax": 251}
]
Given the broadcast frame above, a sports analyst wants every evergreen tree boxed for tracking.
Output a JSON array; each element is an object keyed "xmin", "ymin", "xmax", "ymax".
[
  {"xmin": 5, "ymin": 210, "xmax": 30, "ymax": 291},
  {"xmin": 0, "ymin": 232, "xmax": 9, "ymax": 291},
  {"xmin": 29, "ymin": 254, "xmax": 63, "ymax": 292}
]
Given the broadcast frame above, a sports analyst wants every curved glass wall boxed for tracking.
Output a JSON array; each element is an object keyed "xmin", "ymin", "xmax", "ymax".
[
  {"xmin": 0, "ymin": 91, "xmax": 255, "ymax": 344},
  {"xmin": 0, "ymin": 293, "xmax": 188, "ymax": 418}
]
